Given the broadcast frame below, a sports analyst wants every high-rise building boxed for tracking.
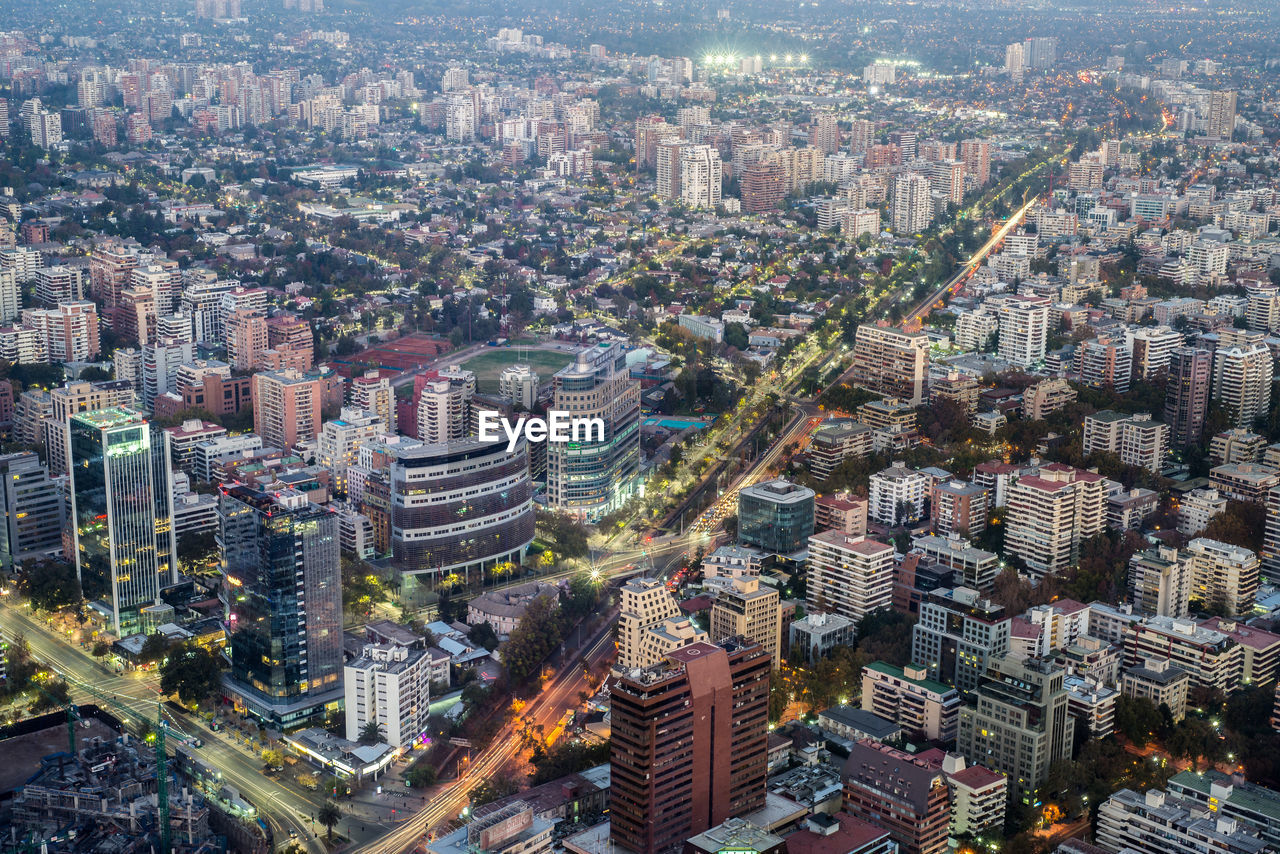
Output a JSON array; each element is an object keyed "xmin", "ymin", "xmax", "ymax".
[
  {"xmin": 610, "ymin": 639, "xmax": 770, "ymax": 854},
  {"xmin": 349, "ymin": 371, "xmax": 395, "ymax": 429},
  {"xmin": 546, "ymin": 344, "xmax": 640, "ymax": 520},
  {"xmin": 1127, "ymin": 325, "xmax": 1184, "ymax": 379},
  {"xmin": 1079, "ymin": 336, "xmax": 1132, "ymax": 393},
  {"xmin": 807, "ymin": 531, "xmax": 894, "ymax": 626},
  {"xmin": 1022, "ymin": 37, "xmax": 1057, "ymax": 69},
  {"xmin": 912, "ymin": 587, "xmax": 1010, "ymax": 694},
  {"xmin": 655, "ymin": 138, "xmax": 689, "ymax": 200},
  {"xmin": 225, "ymin": 308, "xmax": 268, "ymax": 371},
  {"xmin": 710, "ymin": 577, "xmax": 781, "ymax": 663},
  {"xmin": 1264, "ymin": 485, "xmax": 1280, "ymax": 580},
  {"xmin": 1098, "ymin": 786, "xmax": 1268, "ymax": 854},
  {"xmin": 1004, "ymin": 464, "xmax": 1107, "ymax": 577},
  {"xmin": 1212, "ymin": 330, "xmax": 1273, "ymax": 428},
  {"xmin": 389, "ymin": 437, "xmax": 535, "ymax": 581},
  {"xmin": 23, "ymin": 301, "xmax": 99, "ymax": 363},
  {"xmin": 848, "ymin": 119, "xmax": 875, "ymax": 154},
  {"xmin": 497, "ymin": 364, "xmax": 538, "ymax": 410},
  {"xmin": 992, "ymin": 294, "xmax": 1049, "ymax": 368},
  {"xmin": 1129, "ymin": 545, "xmax": 1193, "ymax": 619},
  {"xmin": 680, "ymin": 145, "xmax": 722, "ymax": 208},
  {"xmin": 318, "ymin": 407, "xmax": 386, "ymax": 496},
  {"xmin": 416, "ymin": 366, "xmax": 476, "ymax": 444},
  {"xmin": 1186, "ymin": 536, "xmax": 1259, "ymax": 617},
  {"xmin": 861, "ymin": 662, "xmax": 961, "ymax": 742},
  {"xmin": 618, "ymin": 577, "xmax": 682, "ymax": 670},
  {"xmin": 841, "ymin": 740, "xmax": 951, "ymax": 854},
  {"xmin": 959, "ymin": 140, "xmax": 991, "ymax": 187},
  {"xmin": 220, "ymin": 483, "xmax": 342, "ymax": 728},
  {"xmin": 930, "ymin": 480, "xmax": 988, "ymax": 538},
  {"xmin": 740, "ymin": 158, "xmax": 787, "ymax": 213},
  {"xmin": 47, "ymin": 379, "xmax": 136, "ymax": 476},
  {"xmin": 344, "ymin": 644, "xmax": 431, "ymax": 748},
  {"xmin": 850, "ymin": 325, "xmax": 930, "ymax": 405},
  {"xmin": 1206, "ymin": 90, "xmax": 1238, "ymax": 139},
  {"xmin": 1081, "ymin": 411, "xmax": 1169, "ymax": 473},
  {"xmin": 956, "ymin": 656, "xmax": 1074, "ymax": 802},
  {"xmin": 738, "ymin": 479, "xmax": 815, "ymax": 556},
  {"xmin": 868, "ymin": 462, "xmax": 929, "ymax": 526},
  {"xmin": 810, "ymin": 112, "xmax": 841, "ymax": 154},
  {"xmin": 1004, "ymin": 43, "xmax": 1025, "ymax": 78},
  {"xmin": 67, "ymin": 408, "xmax": 175, "ymax": 636},
  {"xmin": 252, "ymin": 368, "xmax": 323, "ymax": 451},
  {"xmin": 1165, "ymin": 347, "xmax": 1212, "ymax": 448},
  {"xmin": 891, "ymin": 173, "xmax": 931, "ymax": 233},
  {"xmin": 141, "ymin": 336, "xmax": 195, "ymax": 410},
  {"xmin": 0, "ymin": 451, "xmax": 66, "ymax": 570},
  {"xmin": 928, "ymin": 160, "xmax": 965, "ymax": 207}
]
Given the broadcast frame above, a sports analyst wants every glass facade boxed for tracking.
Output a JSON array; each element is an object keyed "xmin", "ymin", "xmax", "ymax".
[
  {"xmin": 0, "ymin": 451, "xmax": 66, "ymax": 571},
  {"xmin": 220, "ymin": 485, "xmax": 343, "ymax": 728},
  {"xmin": 737, "ymin": 480, "xmax": 815, "ymax": 555},
  {"xmin": 68, "ymin": 408, "xmax": 173, "ymax": 637}
]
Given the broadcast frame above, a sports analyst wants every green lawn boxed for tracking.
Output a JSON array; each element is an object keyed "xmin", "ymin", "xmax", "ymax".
[{"xmin": 460, "ymin": 348, "xmax": 576, "ymax": 394}]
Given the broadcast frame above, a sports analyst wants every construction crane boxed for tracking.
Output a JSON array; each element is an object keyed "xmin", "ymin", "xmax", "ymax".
[{"xmin": 25, "ymin": 672, "xmax": 172, "ymax": 854}]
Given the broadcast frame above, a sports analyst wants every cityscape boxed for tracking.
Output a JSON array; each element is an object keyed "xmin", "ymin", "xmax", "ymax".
[{"xmin": 2, "ymin": 1, "xmax": 1280, "ymax": 854}]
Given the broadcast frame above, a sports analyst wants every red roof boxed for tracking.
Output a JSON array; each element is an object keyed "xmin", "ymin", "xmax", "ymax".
[
  {"xmin": 950, "ymin": 764, "xmax": 1006, "ymax": 790},
  {"xmin": 786, "ymin": 814, "xmax": 889, "ymax": 854}
]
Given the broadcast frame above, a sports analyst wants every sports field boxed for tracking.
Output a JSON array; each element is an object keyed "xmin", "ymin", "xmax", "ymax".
[{"xmin": 460, "ymin": 348, "xmax": 576, "ymax": 393}]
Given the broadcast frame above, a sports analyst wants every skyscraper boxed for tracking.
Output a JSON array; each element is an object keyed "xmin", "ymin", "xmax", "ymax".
[
  {"xmin": 1004, "ymin": 464, "xmax": 1107, "ymax": 577},
  {"xmin": 811, "ymin": 112, "xmax": 840, "ymax": 154},
  {"xmin": 219, "ymin": 483, "xmax": 343, "ymax": 728},
  {"xmin": 1212, "ymin": 330, "xmax": 1272, "ymax": 428},
  {"xmin": 0, "ymin": 451, "xmax": 66, "ymax": 571},
  {"xmin": 1165, "ymin": 347, "xmax": 1212, "ymax": 448},
  {"xmin": 610, "ymin": 639, "xmax": 770, "ymax": 854},
  {"xmin": 850, "ymin": 325, "xmax": 930, "ymax": 405},
  {"xmin": 67, "ymin": 408, "xmax": 175, "ymax": 636},
  {"xmin": 416, "ymin": 366, "xmax": 475, "ymax": 444},
  {"xmin": 891, "ymin": 173, "xmax": 931, "ymax": 233},
  {"xmin": 547, "ymin": 343, "xmax": 640, "ymax": 520},
  {"xmin": 993, "ymin": 294, "xmax": 1049, "ymax": 368},
  {"xmin": 680, "ymin": 145, "xmax": 722, "ymax": 208},
  {"xmin": 1206, "ymin": 90, "xmax": 1238, "ymax": 139}
]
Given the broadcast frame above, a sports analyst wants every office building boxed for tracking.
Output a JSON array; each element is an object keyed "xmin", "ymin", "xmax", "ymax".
[
  {"xmin": 806, "ymin": 531, "xmax": 894, "ymax": 629},
  {"xmin": 1129, "ymin": 545, "xmax": 1192, "ymax": 619},
  {"xmin": 219, "ymin": 483, "xmax": 343, "ymax": 728},
  {"xmin": 1004, "ymin": 464, "xmax": 1107, "ymax": 577},
  {"xmin": 609, "ymin": 639, "xmax": 770, "ymax": 854},
  {"xmin": 618, "ymin": 577, "xmax": 684, "ymax": 670},
  {"xmin": 1097, "ymin": 787, "xmax": 1267, "ymax": 854},
  {"xmin": 738, "ymin": 479, "xmax": 814, "ymax": 556},
  {"xmin": 710, "ymin": 577, "xmax": 781, "ymax": 663},
  {"xmin": 1186, "ymin": 536, "xmax": 1259, "ymax": 617},
  {"xmin": 861, "ymin": 662, "xmax": 961, "ymax": 742},
  {"xmin": 253, "ymin": 368, "xmax": 323, "ymax": 452},
  {"xmin": 390, "ymin": 437, "xmax": 534, "ymax": 580},
  {"xmin": 891, "ymin": 173, "xmax": 931, "ymax": 233},
  {"xmin": 46, "ymin": 379, "xmax": 136, "ymax": 476},
  {"xmin": 161, "ymin": 418, "xmax": 226, "ymax": 476},
  {"xmin": 851, "ymin": 325, "xmax": 929, "ymax": 405},
  {"xmin": 344, "ymin": 643, "xmax": 431, "ymax": 748},
  {"xmin": 956, "ymin": 656, "xmax": 1074, "ymax": 802},
  {"xmin": 67, "ymin": 408, "xmax": 175, "ymax": 636},
  {"xmin": 0, "ymin": 451, "xmax": 66, "ymax": 570},
  {"xmin": 546, "ymin": 344, "xmax": 641, "ymax": 520},
  {"xmin": 912, "ymin": 587, "xmax": 1010, "ymax": 694},
  {"xmin": 841, "ymin": 740, "xmax": 951, "ymax": 854},
  {"xmin": 1082, "ymin": 411, "xmax": 1169, "ymax": 473},
  {"xmin": 1212, "ymin": 330, "xmax": 1272, "ymax": 428}
]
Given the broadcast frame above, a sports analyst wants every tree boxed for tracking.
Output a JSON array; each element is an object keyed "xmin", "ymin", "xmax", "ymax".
[
  {"xmin": 262, "ymin": 748, "xmax": 284, "ymax": 768},
  {"xmin": 1200, "ymin": 500, "xmax": 1266, "ymax": 553},
  {"xmin": 139, "ymin": 633, "xmax": 172, "ymax": 666},
  {"xmin": 359, "ymin": 720, "xmax": 383, "ymax": 745},
  {"xmin": 18, "ymin": 559, "xmax": 82, "ymax": 612},
  {"xmin": 528, "ymin": 739, "xmax": 611, "ymax": 784},
  {"xmin": 469, "ymin": 773, "xmax": 519, "ymax": 807},
  {"xmin": 405, "ymin": 762, "xmax": 437, "ymax": 788},
  {"xmin": 30, "ymin": 678, "xmax": 71, "ymax": 712},
  {"xmin": 1114, "ymin": 694, "xmax": 1162, "ymax": 747},
  {"xmin": 501, "ymin": 594, "xmax": 563, "ymax": 687},
  {"xmin": 91, "ymin": 640, "xmax": 110, "ymax": 659},
  {"xmin": 317, "ymin": 801, "xmax": 341, "ymax": 840},
  {"xmin": 159, "ymin": 643, "xmax": 223, "ymax": 705},
  {"xmin": 469, "ymin": 620, "xmax": 499, "ymax": 651}
]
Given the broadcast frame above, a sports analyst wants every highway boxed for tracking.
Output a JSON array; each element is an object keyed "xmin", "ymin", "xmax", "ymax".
[
  {"xmin": 0, "ymin": 597, "xmax": 331, "ymax": 854},
  {"xmin": 353, "ymin": 607, "xmax": 619, "ymax": 854}
]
